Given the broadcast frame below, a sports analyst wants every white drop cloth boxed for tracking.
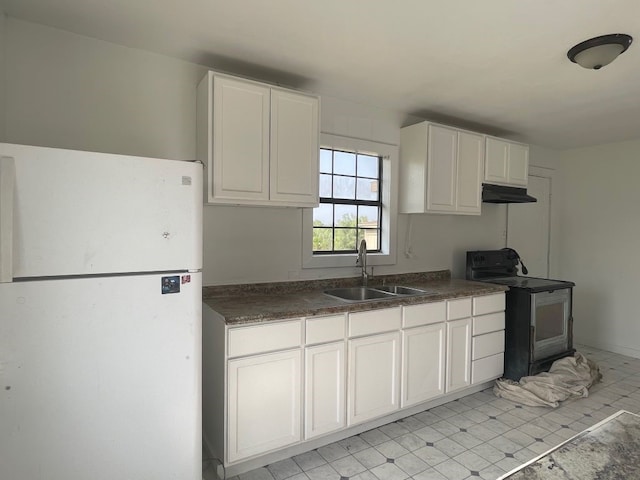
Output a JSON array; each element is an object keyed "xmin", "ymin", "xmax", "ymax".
[{"xmin": 493, "ymin": 352, "xmax": 602, "ymax": 408}]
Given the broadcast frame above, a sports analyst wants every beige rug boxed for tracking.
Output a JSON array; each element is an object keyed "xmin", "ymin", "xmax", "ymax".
[{"xmin": 498, "ymin": 410, "xmax": 640, "ymax": 479}]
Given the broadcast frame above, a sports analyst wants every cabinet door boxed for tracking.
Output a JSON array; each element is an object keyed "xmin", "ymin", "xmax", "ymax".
[
  {"xmin": 446, "ymin": 318, "xmax": 472, "ymax": 393},
  {"xmin": 227, "ymin": 350, "xmax": 301, "ymax": 463},
  {"xmin": 305, "ymin": 342, "xmax": 346, "ymax": 439},
  {"xmin": 507, "ymin": 143, "xmax": 529, "ymax": 186},
  {"xmin": 401, "ymin": 323, "xmax": 445, "ymax": 407},
  {"xmin": 270, "ymin": 89, "xmax": 319, "ymax": 206},
  {"xmin": 426, "ymin": 125, "xmax": 457, "ymax": 212},
  {"xmin": 213, "ymin": 75, "xmax": 270, "ymax": 202},
  {"xmin": 348, "ymin": 332, "xmax": 400, "ymax": 425},
  {"xmin": 456, "ymin": 131, "xmax": 484, "ymax": 214},
  {"xmin": 484, "ymin": 137, "xmax": 509, "ymax": 185}
]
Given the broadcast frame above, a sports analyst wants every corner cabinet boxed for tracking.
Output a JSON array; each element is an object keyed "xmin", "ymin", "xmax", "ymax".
[
  {"xmin": 399, "ymin": 122, "xmax": 484, "ymax": 215},
  {"xmin": 197, "ymin": 71, "xmax": 320, "ymax": 207},
  {"xmin": 484, "ymin": 137, "xmax": 529, "ymax": 187}
]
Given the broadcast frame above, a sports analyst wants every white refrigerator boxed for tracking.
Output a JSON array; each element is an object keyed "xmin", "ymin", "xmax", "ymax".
[{"xmin": 0, "ymin": 143, "xmax": 203, "ymax": 480}]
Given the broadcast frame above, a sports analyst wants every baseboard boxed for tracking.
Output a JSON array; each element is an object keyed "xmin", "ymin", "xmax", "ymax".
[{"xmin": 574, "ymin": 339, "xmax": 640, "ymax": 359}]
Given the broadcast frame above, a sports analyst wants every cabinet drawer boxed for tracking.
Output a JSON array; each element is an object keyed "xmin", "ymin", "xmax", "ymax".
[
  {"xmin": 473, "ymin": 312, "xmax": 505, "ymax": 336},
  {"xmin": 306, "ymin": 314, "xmax": 346, "ymax": 345},
  {"xmin": 402, "ymin": 301, "xmax": 446, "ymax": 328},
  {"xmin": 349, "ymin": 307, "xmax": 401, "ymax": 337},
  {"xmin": 228, "ymin": 319, "xmax": 302, "ymax": 357},
  {"xmin": 472, "ymin": 330, "xmax": 505, "ymax": 360},
  {"xmin": 447, "ymin": 297, "xmax": 472, "ymax": 320},
  {"xmin": 472, "ymin": 353, "xmax": 504, "ymax": 384},
  {"xmin": 473, "ymin": 293, "xmax": 505, "ymax": 316}
]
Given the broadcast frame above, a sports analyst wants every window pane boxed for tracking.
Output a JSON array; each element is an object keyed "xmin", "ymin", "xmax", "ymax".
[
  {"xmin": 312, "ymin": 147, "xmax": 383, "ymax": 255},
  {"xmin": 334, "ymin": 151, "xmax": 356, "ymax": 176},
  {"xmin": 333, "ymin": 176, "xmax": 355, "ymax": 199},
  {"xmin": 358, "ymin": 229, "xmax": 379, "ymax": 250},
  {"xmin": 335, "ymin": 228, "xmax": 357, "ymax": 251},
  {"xmin": 313, "ymin": 203, "xmax": 333, "ymax": 227},
  {"xmin": 319, "ymin": 174, "xmax": 332, "ymax": 197},
  {"xmin": 335, "ymin": 204, "xmax": 357, "ymax": 227},
  {"xmin": 313, "ymin": 228, "xmax": 333, "ymax": 252},
  {"xmin": 356, "ymin": 178, "xmax": 379, "ymax": 201},
  {"xmin": 357, "ymin": 154, "xmax": 379, "ymax": 178},
  {"xmin": 358, "ymin": 206, "xmax": 379, "ymax": 228},
  {"xmin": 319, "ymin": 149, "xmax": 333, "ymax": 174}
]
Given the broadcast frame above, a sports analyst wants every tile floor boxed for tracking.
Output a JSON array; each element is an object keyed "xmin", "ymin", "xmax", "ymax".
[{"xmin": 217, "ymin": 346, "xmax": 640, "ymax": 480}]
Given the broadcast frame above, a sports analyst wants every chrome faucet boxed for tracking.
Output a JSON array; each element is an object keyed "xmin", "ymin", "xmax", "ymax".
[{"xmin": 356, "ymin": 239, "xmax": 369, "ymax": 286}]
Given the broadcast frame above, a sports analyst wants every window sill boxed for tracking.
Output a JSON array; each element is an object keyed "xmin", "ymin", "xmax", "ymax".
[{"xmin": 302, "ymin": 251, "xmax": 395, "ymax": 269}]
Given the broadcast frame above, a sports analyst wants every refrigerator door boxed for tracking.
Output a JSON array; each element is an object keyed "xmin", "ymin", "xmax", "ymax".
[
  {"xmin": 0, "ymin": 143, "xmax": 202, "ymax": 279},
  {"xmin": 0, "ymin": 272, "xmax": 202, "ymax": 480}
]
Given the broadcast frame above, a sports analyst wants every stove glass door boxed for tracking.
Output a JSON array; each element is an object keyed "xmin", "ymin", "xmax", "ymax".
[{"xmin": 530, "ymin": 288, "xmax": 571, "ymax": 361}]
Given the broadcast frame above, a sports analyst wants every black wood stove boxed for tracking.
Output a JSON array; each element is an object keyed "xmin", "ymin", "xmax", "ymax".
[{"xmin": 466, "ymin": 248, "xmax": 576, "ymax": 380}]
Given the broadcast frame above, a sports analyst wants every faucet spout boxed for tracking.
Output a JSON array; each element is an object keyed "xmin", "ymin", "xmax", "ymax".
[{"xmin": 357, "ymin": 239, "xmax": 368, "ymax": 286}]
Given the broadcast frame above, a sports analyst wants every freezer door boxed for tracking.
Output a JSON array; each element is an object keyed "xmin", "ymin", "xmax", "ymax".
[
  {"xmin": 0, "ymin": 143, "xmax": 202, "ymax": 278},
  {"xmin": 0, "ymin": 272, "xmax": 202, "ymax": 480}
]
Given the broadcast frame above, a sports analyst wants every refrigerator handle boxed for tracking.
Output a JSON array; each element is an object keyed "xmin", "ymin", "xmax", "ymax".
[{"xmin": 0, "ymin": 156, "xmax": 15, "ymax": 283}]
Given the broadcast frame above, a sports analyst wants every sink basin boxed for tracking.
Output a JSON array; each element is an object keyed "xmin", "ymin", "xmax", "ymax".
[
  {"xmin": 324, "ymin": 285, "xmax": 435, "ymax": 302},
  {"xmin": 374, "ymin": 285, "xmax": 431, "ymax": 295},
  {"xmin": 324, "ymin": 287, "xmax": 394, "ymax": 302}
]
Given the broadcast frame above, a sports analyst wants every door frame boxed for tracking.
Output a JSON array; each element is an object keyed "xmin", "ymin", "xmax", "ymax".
[{"xmin": 506, "ymin": 166, "xmax": 554, "ymax": 277}]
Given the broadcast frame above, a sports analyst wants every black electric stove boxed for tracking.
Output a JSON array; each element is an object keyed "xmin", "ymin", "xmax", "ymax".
[{"xmin": 466, "ymin": 248, "xmax": 576, "ymax": 380}]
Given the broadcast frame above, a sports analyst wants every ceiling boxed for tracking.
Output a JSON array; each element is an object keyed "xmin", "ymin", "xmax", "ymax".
[{"xmin": 2, "ymin": 0, "xmax": 640, "ymax": 149}]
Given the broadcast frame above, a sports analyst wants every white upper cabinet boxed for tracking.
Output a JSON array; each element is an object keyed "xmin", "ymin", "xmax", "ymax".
[
  {"xmin": 456, "ymin": 131, "xmax": 485, "ymax": 213},
  {"xmin": 484, "ymin": 137, "xmax": 529, "ymax": 187},
  {"xmin": 426, "ymin": 124, "xmax": 457, "ymax": 212},
  {"xmin": 270, "ymin": 89, "xmax": 319, "ymax": 205},
  {"xmin": 400, "ymin": 122, "xmax": 483, "ymax": 215},
  {"xmin": 212, "ymin": 76, "xmax": 270, "ymax": 203},
  {"xmin": 197, "ymin": 72, "xmax": 320, "ymax": 207}
]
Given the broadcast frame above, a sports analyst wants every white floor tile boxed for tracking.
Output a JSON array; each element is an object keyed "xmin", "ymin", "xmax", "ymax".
[{"xmin": 227, "ymin": 347, "xmax": 639, "ymax": 480}]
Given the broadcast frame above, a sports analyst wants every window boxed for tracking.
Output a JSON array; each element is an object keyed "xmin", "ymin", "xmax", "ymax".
[
  {"xmin": 313, "ymin": 148, "xmax": 382, "ymax": 254},
  {"xmin": 302, "ymin": 133, "xmax": 398, "ymax": 269}
]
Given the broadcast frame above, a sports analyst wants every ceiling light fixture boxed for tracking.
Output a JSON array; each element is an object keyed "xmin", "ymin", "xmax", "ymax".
[{"xmin": 567, "ymin": 33, "xmax": 633, "ymax": 70}]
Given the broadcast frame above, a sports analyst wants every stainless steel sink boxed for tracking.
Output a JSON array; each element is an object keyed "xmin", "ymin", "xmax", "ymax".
[
  {"xmin": 324, "ymin": 287, "xmax": 394, "ymax": 302},
  {"xmin": 374, "ymin": 285, "xmax": 431, "ymax": 295},
  {"xmin": 324, "ymin": 285, "xmax": 434, "ymax": 302}
]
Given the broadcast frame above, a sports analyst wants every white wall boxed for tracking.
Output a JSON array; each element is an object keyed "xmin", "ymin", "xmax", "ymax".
[
  {"xmin": 4, "ymin": 17, "xmax": 510, "ymax": 286},
  {"xmin": 558, "ymin": 139, "xmax": 640, "ymax": 358},
  {"xmin": 4, "ymin": 18, "xmax": 204, "ymax": 159}
]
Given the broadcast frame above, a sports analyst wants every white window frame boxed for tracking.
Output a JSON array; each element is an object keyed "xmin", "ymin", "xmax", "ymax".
[{"xmin": 302, "ymin": 133, "xmax": 398, "ymax": 269}]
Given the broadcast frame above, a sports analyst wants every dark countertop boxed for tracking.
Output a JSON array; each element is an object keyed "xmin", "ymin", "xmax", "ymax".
[{"xmin": 202, "ymin": 270, "xmax": 507, "ymax": 326}]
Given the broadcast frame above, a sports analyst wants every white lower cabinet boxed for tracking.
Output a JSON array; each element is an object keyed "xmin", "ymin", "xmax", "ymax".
[
  {"xmin": 206, "ymin": 292, "xmax": 505, "ymax": 473},
  {"xmin": 304, "ymin": 342, "xmax": 346, "ymax": 439},
  {"xmin": 227, "ymin": 349, "xmax": 302, "ymax": 463},
  {"xmin": 348, "ymin": 332, "xmax": 401, "ymax": 425},
  {"xmin": 472, "ymin": 352, "xmax": 504, "ymax": 384},
  {"xmin": 471, "ymin": 293, "xmax": 506, "ymax": 384},
  {"xmin": 401, "ymin": 323, "xmax": 446, "ymax": 407},
  {"xmin": 446, "ymin": 318, "xmax": 472, "ymax": 393}
]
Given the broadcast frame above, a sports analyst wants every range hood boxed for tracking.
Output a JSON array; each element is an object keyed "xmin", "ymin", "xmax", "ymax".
[{"xmin": 482, "ymin": 183, "xmax": 537, "ymax": 204}]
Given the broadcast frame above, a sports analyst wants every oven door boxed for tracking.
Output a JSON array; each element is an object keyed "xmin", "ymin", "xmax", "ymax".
[{"xmin": 530, "ymin": 288, "xmax": 571, "ymax": 361}]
